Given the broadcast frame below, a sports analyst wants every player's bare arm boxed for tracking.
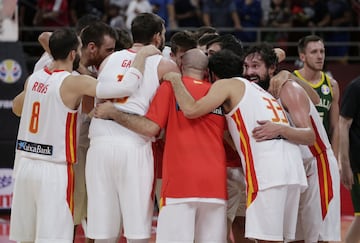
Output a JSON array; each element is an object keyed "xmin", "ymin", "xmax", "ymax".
[
  {"xmin": 164, "ymin": 72, "xmax": 242, "ymax": 118},
  {"xmin": 94, "ymin": 100, "xmax": 161, "ymax": 137},
  {"xmin": 63, "ymin": 45, "xmax": 161, "ymax": 108},
  {"xmin": 269, "ymin": 70, "xmax": 320, "ymax": 105},
  {"xmin": 339, "ymin": 115, "xmax": 354, "ymax": 190},
  {"xmin": 12, "ymin": 79, "xmax": 29, "ymax": 116},
  {"xmin": 329, "ymin": 77, "xmax": 340, "ymax": 158},
  {"xmin": 253, "ymin": 81, "xmax": 315, "ymax": 145}
]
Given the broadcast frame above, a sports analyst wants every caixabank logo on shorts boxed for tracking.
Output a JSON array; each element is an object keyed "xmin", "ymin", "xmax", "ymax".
[{"xmin": 0, "ymin": 59, "xmax": 22, "ymax": 84}]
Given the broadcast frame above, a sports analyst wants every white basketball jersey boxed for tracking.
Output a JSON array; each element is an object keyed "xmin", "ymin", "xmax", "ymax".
[
  {"xmin": 283, "ymin": 98, "xmax": 339, "ymax": 221},
  {"xmin": 298, "ymin": 102, "xmax": 332, "ymax": 160},
  {"xmin": 89, "ymin": 49, "xmax": 162, "ymax": 142},
  {"xmin": 16, "ymin": 68, "xmax": 79, "ymax": 164},
  {"xmin": 225, "ymin": 78, "xmax": 307, "ymax": 205}
]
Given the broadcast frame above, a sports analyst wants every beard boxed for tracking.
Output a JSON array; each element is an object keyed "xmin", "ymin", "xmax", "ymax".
[
  {"xmin": 245, "ymin": 74, "xmax": 271, "ymax": 91},
  {"xmin": 72, "ymin": 53, "xmax": 81, "ymax": 71},
  {"xmin": 257, "ymin": 75, "xmax": 271, "ymax": 91},
  {"xmin": 158, "ymin": 38, "xmax": 165, "ymax": 52}
]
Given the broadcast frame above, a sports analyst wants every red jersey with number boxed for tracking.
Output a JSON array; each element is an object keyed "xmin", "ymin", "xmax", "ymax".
[{"xmin": 146, "ymin": 76, "xmax": 227, "ymax": 200}]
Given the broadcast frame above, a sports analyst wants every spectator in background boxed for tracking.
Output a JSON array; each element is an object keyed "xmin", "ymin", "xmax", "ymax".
[
  {"xmin": 288, "ymin": 0, "xmax": 329, "ymax": 53},
  {"xmin": 351, "ymin": 0, "xmax": 360, "ymax": 26},
  {"xmin": 235, "ymin": 0, "xmax": 262, "ymax": 42},
  {"xmin": 302, "ymin": 0, "xmax": 330, "ymax": 27},
  {"xmin": 109, "ymin": 0, "xmax": 131, "ymax": 20},
  {"xmin": 1, "ymin": 0, "xmax": 18, "ymax": 19},
  {"xmin": 265, "ymin": 0, "xmax": 292, "ymax": 51},
  {"xmin": 150, "ymin": 0, "xmax": 177, "ymax": 28},
  {"xmin": 261, "ymin": 0, "xmax": 271, "ymax": 25},
  {"xmin": 19, "ymin": 0, "xmax": 37, "ymax": 31},
  {"xmin": 126, "ymin": 0, "xmax": 153, "ymax": 29},
  {"xmin": 1, "ymin": 0, "xmax": 19, "ymax": 41},
  {"xmin": 83, "ymin": 0, "xmax": 109, "ymax": 21},
  {"xmin": 202, "ymin": 0, "xmax": 241, "ymax": 33},
  {"xmin": 174, "ymin": 0, "xmax": 202, "ymax": 27},
  {"xmin": 324, "ymin": 0, "xmax": 353, "ymax": 60},
  {"xmin": 33, "ymin": 0, "xmax": 70, "ymax": 27}
]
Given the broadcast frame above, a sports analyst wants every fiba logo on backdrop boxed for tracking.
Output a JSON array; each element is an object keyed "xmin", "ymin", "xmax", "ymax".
[{"xmin": 0, "ymin": 59, "xmax": 22, "ymax": 84}]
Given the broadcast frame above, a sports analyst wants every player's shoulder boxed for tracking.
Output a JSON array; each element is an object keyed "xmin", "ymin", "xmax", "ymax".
[{"xmin": 158, "ymin": 57, "xmax": 179, "ymax": 74}]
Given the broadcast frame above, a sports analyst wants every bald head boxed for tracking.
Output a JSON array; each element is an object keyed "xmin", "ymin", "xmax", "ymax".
[{"xmin": 181, "ymin": 48, "xmax": 208, "ymax": 72}]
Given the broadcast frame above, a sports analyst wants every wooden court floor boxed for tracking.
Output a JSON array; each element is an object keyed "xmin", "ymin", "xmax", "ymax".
[{"xmin": 0, "ymin": 213, "xmax": 353, "ymax": 243}]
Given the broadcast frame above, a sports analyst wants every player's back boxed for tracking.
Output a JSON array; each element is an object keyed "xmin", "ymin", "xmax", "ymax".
[
  {"xmin": 225, "ymin": 78, "xmax": 307, "ymax": 191},
  {"xmin": 16, "ymin": 67, "xmax": 79, "ymax": 164},
  {"xmin": 157, "ymin": 77, "xmax": 227, "ymax": 199},
  {"xmin": 89, "ymin": 49, "xmax": 162, "ymax": 143}
]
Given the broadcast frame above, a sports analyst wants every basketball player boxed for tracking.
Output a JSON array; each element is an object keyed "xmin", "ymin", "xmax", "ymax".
[
  {"xmin": 243, "ymin": 43, "xmax": 340, "ymax": 243},
  {"xmin": 164, "ymin": 50, "xmax": 308, "ymax": 242},
  {"xmin": 9, "ymin": 27, "xmax": 160, "ymax": 243},
  {"xmin": 94, "ymin": 48, "xmax": 229, "ymax": 243},
  {"xmin": 27, "ymin": 20, "xmax": 118, "ymax": 243},
  {"xmin": 85, "ymin": 13, "xmax": 179, "ymax": 243},
  {"xmin": 294, "ymin": 35, "xmax": 340, "ymax": 157}
]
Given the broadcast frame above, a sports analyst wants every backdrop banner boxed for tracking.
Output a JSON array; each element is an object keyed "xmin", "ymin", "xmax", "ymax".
[{"xmin": 0, "ymin": 41, "xmax": 27, "ymax": 168}]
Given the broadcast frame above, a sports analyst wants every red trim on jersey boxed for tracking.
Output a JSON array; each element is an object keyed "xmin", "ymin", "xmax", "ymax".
[
  {"xmin": 44, "ymin": 66, "xmax": 65, "ymax": 74},
  {"xmin": 65, "ymin": 113, "xmax": 77, "ymax": 164},
  {"xmin": 231, "ymin": 109, "xmax": 258, "ymax": 207},
  {"xmin": 66, "ymin": 164, "xmax": 75, "ymax": 216},
  {"xmin": 160, "ymin": 197, "xmax": 165, "ymax": 209},
  {"xmin": 308, "ymin": 117, "xmax": 333, "ymax": 219}
]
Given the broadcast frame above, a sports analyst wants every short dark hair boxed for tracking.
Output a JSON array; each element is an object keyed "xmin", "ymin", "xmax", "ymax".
[
  {"xmin": 49, "ymin": 28, "xmax": 80, "ymax": 60},
  {"xmin": 244, "ymin": 43, "xmax": 278, "ymax": 69},
  {"xmin": 114, "ymin": 28, "xmax": 133, "ymax": 51},
  {"xmin": 131, "ymin": 13, "xmax": 165, "ymax": 44},
  {"xmin": 197, "ymin": 33, "xmax": 219, "ymax": 47},
  {"xmin": 80, "ymin": 22, "xmax": 118, "ymax": 48},
  {"xmin": 298, "ymin": 35, "xmax": 324, "ymax": 54},
  {"xmin": 194, "ymin": 26, "xmax": 218, "ymax": 40},
  {"xmin": 75, "ymin": 14, "xmax": 100, "ymax": 35},
  {"xmin": 209, "ymin": 50, "xmax": 243, "ymax": 79},
  {"xmin": 170, "ymin": 31, "xmax": 197, "ymax": 54},
  {"xmin": 206, "ymin": 34, "xmax": 244, "ymax": 57}
]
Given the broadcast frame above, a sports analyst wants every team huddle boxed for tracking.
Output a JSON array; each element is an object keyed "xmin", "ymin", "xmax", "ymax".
[{"xmin": 9, "ymin": 12, "xmax": 343, "ymax": 243}]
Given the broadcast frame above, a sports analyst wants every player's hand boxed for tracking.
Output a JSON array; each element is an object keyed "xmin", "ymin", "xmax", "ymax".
[
  {"xmin": 163, "ymin": 72, "xmax": 182, "ymax": 82},
  {"xmin": 274, "ymin": 48, "xmax": 286, "ymax": 63},
  {"xmin": 138, "ymin": 44, "xmax": 161, "ymax": 57},
  {"xmin": 340, "ymin": 161, "xmax": 354, "ymax": 190},
  {"xmin": 252, "ymin": 120, "xmax": 282, "ymax": 141},
  {"xmin": 269, "ymin": 70, "xmax": 290, "ymax": 98},
  {"xmin": 94, "ymin": 101, "xmax": 117, "ymax": 120}
]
